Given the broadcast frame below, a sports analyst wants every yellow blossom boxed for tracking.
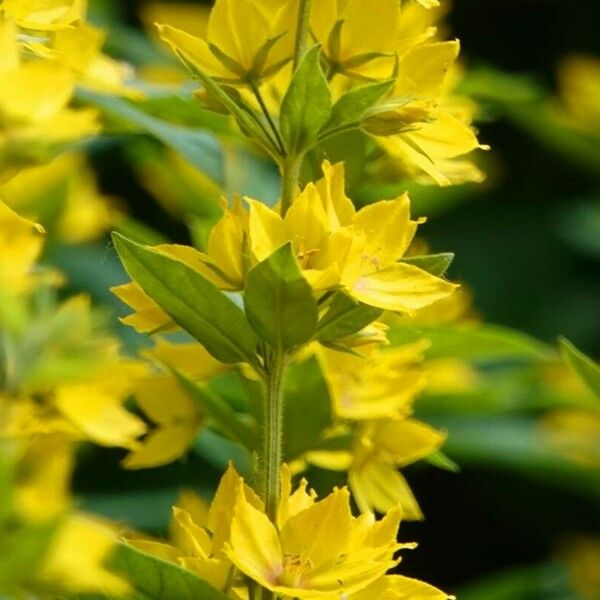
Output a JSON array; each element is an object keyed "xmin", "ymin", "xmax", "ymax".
[
  {"xmin": 0, "ymin": 200, "xmax": 45, "ymax": 293},
  {"xmin": 557, "ymin": 54, "xmax": 600, "ymax": 134},
  {"xmin": 2, "ymin": 0, "xmax": 86, "ymax": 31},
  {"xmin": 349, "ymin": 419, "xmax": 446, "ymax": 519},
  {"xmin": 226, "ymin": 467, "xmax": 401, "ymax": 599},
  {"xmin": 311, "ymin": 0, "xmax": 400, "ymax": 81},
  {"xmin": 0, "ymin": 153, "xmax": 114, "ymax": 243},
  {"xmin": 113, "ymin": 163, "xmax": 456, "ymax": 333},
  {"xmin": 157, "ymin": 0, "xmax": 295, "ymax": 85},
  {"xmin": 321, "ymin": 341, "xmax": 429, "ymax": 420},
  {"xmin": 38, "ymin": 515, "xmax": 129, "ymax": 595}
]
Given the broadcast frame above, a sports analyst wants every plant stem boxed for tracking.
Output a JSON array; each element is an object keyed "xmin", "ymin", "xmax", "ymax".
[
  {"xmin": 250, "ymin": 80, "xmax": 286, "ymax": 156},
  {"xmin": 293, "ymin": 0, "xmax": 313, "ymax": 71},
  {"xmin": 261, "ymin": 348, "xmax": 286, "ymax": 524},
  {"xmin": 279, "ymin": 154, "xmax": 303, "ymax": 216}
]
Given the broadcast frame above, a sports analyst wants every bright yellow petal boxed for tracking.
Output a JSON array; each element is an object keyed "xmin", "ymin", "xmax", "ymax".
[
  {"xmin": 385, "ymin": 575, "xmax": 452, "ymax": 599},
  {"xmin": 54, "ymin": 384, "xmax": 146, "ymax": 448},
  {"xmin": 350, "ymin": 461, "xmax": 423, "ymax": 520},
  {"xmin": 352, "ymin": 195, "xmax": 414, "ymax": 269},
  {"xmin": 111, "ymin": 282, "xmax": 175, "ymax": 334},
  {"xmin": 374, "ymin": 419, "xmax": 446, "ymax": 467},
  {"xmin": 39, "ymin": 515, "xmax": 129, "ymax": 595},
  {"xmin": 122, "ymin": 424, "xmax": 200, "ymax": 469},
  {"xmin": 209, "ymin": 464, "xmax": 263, "ymax": 554},
  {"xmin": 314, "ymin": 162, "xmax": 356, "ymax": 229},
  {"xmin": 247, "ymin": 198, "xmax": 287, "ymax": 261},
  {"xmin": 226, "ymin": 481, "xmax": 283, "ymax": 590},
  {"xmin": 148, "ymin": 338, "xmax": 228, "ymax": 380},
  {"xmin": 0, "ymin": 62, "xmax": 75, "ymax": 122},
  {"xmin": 396, "ymin": 41, "xmax": 460, "ymax": 97},
  {"xmin": 280, "ymin": 488, "xmax": 353, "ymax": 571},
  {"xmin": 350, "ymin": 262, "xmax": 457, "ymax": 314},
  {"xmin": 157, "ymin": 23, "xmax": 228, "ymax": 79}
]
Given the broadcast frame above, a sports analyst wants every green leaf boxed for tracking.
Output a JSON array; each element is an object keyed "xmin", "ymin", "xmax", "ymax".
[
  {"xmin": 283, "ymin": 357, "xmax": 332, "ymax": 460},
  {"xmin": 177, "ymin": 60, "xmax": 280, "ymax": 156},
  {"xmin": 244, "ymin": 243, "xmax": 318, "ymax": 350},
  {"xmin": 425, "ymin": 450, "xmax": 460, "ymax": 473},
  {"xmin": 112, "ymin": 233, "xmax": 259, "ymax": 366},
  {"xmin": 389, "ymin": 323, "xmax": 553, "ymax": 361},
  {"xmin": 72, "ymin": 543, "xmax": 230, "ymax": 600},
  {"xmin": 322, "ymin": 79, "xmax": 394, "ymax": 136},
  {"xmin": 559, "ymin": 337, "xmax": 600, "ymax": 400},
  {"xmin": 76, "ymin": 89, "xmax": 225, "ymax": 183},
  {"xmin": 0, "ymin": 521, "xmax": 58, "ymax": 589},
  {"xmin": 401, "ymin": 253, "xmax": 455, "ymax": 277},
  {"xmin": 315, "ymin": 292, "xmax": 382, "ymax": 342},
  {"xmin": 280, "ymin": 45, "xmax": 332, "ymax": 155},
  {"xmin": 171, "ymin": 367, "xmax": 256, "ymax": 450}
]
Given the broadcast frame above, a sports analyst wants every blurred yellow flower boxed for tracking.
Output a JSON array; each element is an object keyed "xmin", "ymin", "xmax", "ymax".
[
  {"xmin": 2, "ymin": 0, "xmax": 86, "ymax": 30},
  {"xmin": 0, "ymin": 153, "xmax": 114, "ymax": 243}
]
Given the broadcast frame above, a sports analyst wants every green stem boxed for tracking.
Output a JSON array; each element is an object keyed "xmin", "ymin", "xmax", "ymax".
[
  {"xmin": 261, "ymin": 349, "xmax": 286, "ymax": 523},
  {"xmin": 250, "ymin": 80, "xmax": 286, "ymax": 156},
  {"xmin": 293, "ymin": 0, "xmax": 313, "ymax": 71},
  {"xmin": 279, "ymin": 154, "xmax": 303, "ymax": 216}
]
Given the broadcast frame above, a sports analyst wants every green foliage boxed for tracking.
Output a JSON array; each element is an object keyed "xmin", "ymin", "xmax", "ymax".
[
  {"xmin": 67, "ymin": 543, "xmax": 230, "ymax": 600},
  {"xmin": 560, "ymin": 337, "xmax": 600, "ymax": 400},
  {"xmin": 77, "ymin": 90, "xmax": 225, "ymax": 183},
  {"xmin": 112, "ymin": 233, "xmax": 259, "ymax": 366},
  {"xmin": 244, "ymin": 243, "xmax": 318, "ymax": 350},
  {"xmin": 283, "ymin": 357, "xmax": 332, "ymax": 461},
  {"xmin": 280, "ymin": 45, "xmax": 332, "ymax": 155},
  {"xmin": 315, "ymin": 292, "xmax": 382, "ymax": 342},
  {"xmin": 0, "ymin": 521, "xmax": 58, "ymax": 592},
  {"xmin": 390, "ymin": 323, "xmax": 553, "ymax": 361},
  {"xmin": 402, "ymin": 253, "xmax": 455, "ymax": 277},
  {"xmin": 322, "ymin": 79, "xmax": 395, "ymax": 138},
  {"xmin": 171, "ymin": 368, "xmax": 256, "ymax": 450}
]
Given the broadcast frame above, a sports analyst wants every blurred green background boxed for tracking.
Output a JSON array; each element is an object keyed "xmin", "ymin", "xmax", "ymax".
[{"xmin": 52, "ymin": 0, "xmax": 600, "ymax": 598}]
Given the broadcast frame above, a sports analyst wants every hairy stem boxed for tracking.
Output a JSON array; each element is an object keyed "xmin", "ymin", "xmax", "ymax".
[
  {"xmin": 250, "ymin": 80, "xmax": 285, "ymax": 156},
  {"xmin": 261, "ymin": 348, "xmax": 286, "ymax": 524},
  {"xmin": 293, "ymin": 0, "xmax": 313, "ymax": 71},
  {"xmin": 279, "ymin": 154, "xmax": 303, "ymax": 216}
]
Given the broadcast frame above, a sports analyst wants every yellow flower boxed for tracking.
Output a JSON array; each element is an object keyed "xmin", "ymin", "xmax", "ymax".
[
  {"xmin": 366, "ymin": 41, "xmax": 487, "ymax": 186},
  {"xmin": 0, "ymin": 200, "xmax": 45, "ymax": 294},
  {"xmin": 0, "ymin": 153, "xmax": 114, "ymax": 243},
  {"xmin": 321, "ymin": 341, "xmax": 429, "ymax": 420},
  {"xmin": 539, "ymin": 409, "xmax": 600, "ymax": 468},
  {"xmin": 348, "ymin": 419, "xmax": 446, "ymax": 519},
  {"xmin": 0, "ymin": 18, "xmax": 99, "ymax": 176},
  {"xmin": 157, "ymin": 0, "xmax": 294, "ymax": 85},
  {"xmin": 52, "ymin": 360, "xmax": 148, "ymax": 449},
  {"xmin": 123, "ymin": 339, "xmax": 229, "ymax": 469},
  {"xmin": 312, "ymin": 0, "xmax": 400, "ymax": 81},
  {"xmin": 226, "ymin": 466, "xmax": 404, "ymax": 599},
  {"xmin": 39, "ymin": 515, "xmax": 129, "ymax": 595},
  {"xmin": 248, "ymin": 162, "xmax": 457, "ymax": 312},
  {"xmin": 130, "ymin": 464, "xmax": 261, "ymax": 592},
  {"xmin": 557, "ymin": 54, "xmax": 600, "ymax": 134},
  {"xmin": 114, "ymin": 163, "xmax": 456, "ymax": 327},
  {"xmin": 2, "ymin": 0, "xmax": 86, "ymax": 30}
]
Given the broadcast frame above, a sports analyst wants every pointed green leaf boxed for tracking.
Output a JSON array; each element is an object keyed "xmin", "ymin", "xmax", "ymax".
[
  {"xmin": 244, "ymin": 243, "xmax": 318, "ymax": 350},
  {"xmin": 76, "ymin": 89, "xmax": 225, "ymax": 183},
  {"xmin": 70, "ymin": 543, "xmax": 230, "ymax": 600},
  {"xmin": 315, "ymin": 292, "xmax": 382, "ymax": 342},
  {"xmin": 280, "ymin": 45, "xmax": 332, "ymax": 155},
  {"xmin": 401, "ymin": 253, "xmax": 455, "ymax": 277},
  {"xmin": 171, "ymin": 367, "xmax": 256, "ymax": 450},
  {"xmin": 322, "ymin": 79, "xmax": 394, "ymax": 135},
  {"xmin": 560, "ymin": 337, "xmax": 600, "ymax": 401},
  {"xmin": 112, "ymin": 233, "xmax": 258, "ymax": 366},
  {"xmin": 284, "ymin": 357, "xmax": 333, "ymax": 460}
]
